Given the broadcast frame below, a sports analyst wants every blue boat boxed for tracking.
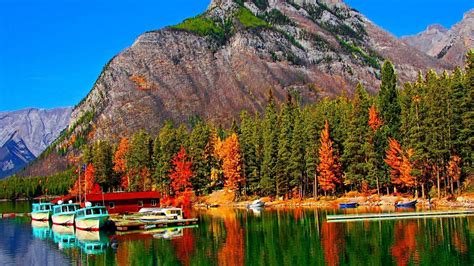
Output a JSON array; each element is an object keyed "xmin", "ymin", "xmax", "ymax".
[
  {"xmin": 395, "ymin": 200, "xmax": 417, "ymax": 208},
  {"xmin": 75, "ymin": 203, "xmax": 109, "ymax": 231},
  {"xmin": 339, "ymin": 202, "xmax": 358, "ymax": 209}
]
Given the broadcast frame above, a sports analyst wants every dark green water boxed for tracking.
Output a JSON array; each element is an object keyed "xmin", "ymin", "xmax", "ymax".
[{"xmin": 0, "ymin": 201, "xmax": 473, "ymax": 265}]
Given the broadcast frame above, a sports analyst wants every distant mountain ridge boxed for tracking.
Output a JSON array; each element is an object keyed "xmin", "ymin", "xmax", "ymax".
[
  {"xmin": 0, "ymin": 107, "xmax": 72, "ymax": 178},
  {"xmin": 402, "ymin": 9, "xmax": 474, "ymax": 66}
]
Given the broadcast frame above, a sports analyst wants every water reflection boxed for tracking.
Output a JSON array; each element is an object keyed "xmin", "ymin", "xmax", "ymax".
[
  {"xmin": 3, "ymin": 202, "xmax": 473, "ymax": 265},
  {"xmin": 31, "ymin": 220, "xmax": 52, "ymax": 240},
  {"xmin": 52, "ymin": 225, "xmax": 77, "ymax": 250}
]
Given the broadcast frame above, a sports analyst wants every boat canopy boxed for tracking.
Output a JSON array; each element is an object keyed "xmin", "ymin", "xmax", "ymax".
[
  {"xmin": 53, "ymin": 204, "xmax": 80, "ymax": 214},
  {"xmin": 75, "ymin": 206, "xmax": 108, "ymax": 218},
  {"xmin": 32, "ymin": 203, "xmax": 53, "ymax": 212}
]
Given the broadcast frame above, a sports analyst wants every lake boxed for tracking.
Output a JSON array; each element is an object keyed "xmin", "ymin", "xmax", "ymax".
[{"xmin": 0, "ymin": 201, "xmax": 473, "ymax": 265}]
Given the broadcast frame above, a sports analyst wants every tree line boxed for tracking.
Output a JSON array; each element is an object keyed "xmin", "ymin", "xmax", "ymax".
[{"xmin": 2, "ymin": 51, "xmax": 472, "ymax": 200}]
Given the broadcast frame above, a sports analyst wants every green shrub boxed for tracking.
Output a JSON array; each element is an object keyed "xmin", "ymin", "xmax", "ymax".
[
  {"xmin": 338, "ymin": 37, "xmax": 380, "ymax": 69},
  {"xmin": 236, "ymin": 7, "xmax": 269, "ymax": 28},
  {"xmin": 264, "ymin": 9, "xmax": 293, "ymax": 25},
  {"xmin": 172, "ymin": 16, "xmax": 224, "ymax": 37}
]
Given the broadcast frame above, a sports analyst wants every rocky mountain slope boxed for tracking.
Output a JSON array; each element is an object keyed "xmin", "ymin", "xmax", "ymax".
[
  {"xmin": 24, "ymin": 0, "xmax": 453, "ymax": 176},
  {"xmin": 0, "ymin": 107, "xmax": 72, "ymax": 178},
  {"xmin": 402, "ymin": 9, "xmax": 474, "ymax": 66}
]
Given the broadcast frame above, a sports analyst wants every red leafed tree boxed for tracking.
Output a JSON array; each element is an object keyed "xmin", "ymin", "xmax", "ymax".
[
  {"xmin": 385, "ymin": 139, "xmax": 415, "ymax": 191},
  {"xmin": 70, "ymin": 163, "xmax": 102, "ymax": 195},
  {"xmin": 368, "ymin": 104, "xmax": 383, "ymax": 132},
  {"xmin": 448, "ymin": 155, "xmax": 462, "ymax": 194},
  {"xmin": 317, "ymin": 120, "xmax": 341, "ymax": 194},
  {"xmin": 215, "ymin": 133, "xmax": 244, "ymax": 191},
  {"xmin": 385, "ymin": 138, "xmax": 403, "ymax": 187},
  {"xmin": 113, "ymin": 137, "xmax": 130, "ymax": 190},
  {"xmin": 169, "ymin": 147, "xmax": 193, "ymax": 196}
]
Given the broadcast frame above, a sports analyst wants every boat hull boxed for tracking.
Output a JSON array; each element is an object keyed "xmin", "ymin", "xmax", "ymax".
[
  {"xmin": 339, "ymin": 203, "xmax": 358, "ymax": 209},
  {"xmin": 52, "ymin": 213, "xmax": 75, "ymax": 225},
  {"xmin": 31, "ymin": 211, "xmax": 50, "ymax": 221},
  {"xmin": 75, "ymin": 215, "xmax": 109, "ymax": 231},
  {"xmin": 395, "ymin": 200, "xmax": 417, "ymax": 208}
]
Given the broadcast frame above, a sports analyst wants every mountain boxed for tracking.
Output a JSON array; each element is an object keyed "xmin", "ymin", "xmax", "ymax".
[
  {"xmin": 402, "ymin": 9, "xmax": 474, "ymax": 66},
  {"xmin": 0, "ymin": 107, "xmax": 72, "ymax": 178},
  {"xmin": 0, "ymin": 133, "xmax": 36, "ymax": 179},
  {"xmin": 23, "ymin": 0, "xmax": 453, "ymax": 176}
]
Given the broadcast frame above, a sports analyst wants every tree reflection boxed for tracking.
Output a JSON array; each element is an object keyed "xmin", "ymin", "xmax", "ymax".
[
  {"xmin": 172, "ymin": 229, "xmax": 195, "ymax": 266},
  {"xmin": 321, "ymin": 221, "xmax": 344, "ymax": 266},
  {"xmin": 391, "ymin": 221, "xmax": 418, "ymax": 266}
]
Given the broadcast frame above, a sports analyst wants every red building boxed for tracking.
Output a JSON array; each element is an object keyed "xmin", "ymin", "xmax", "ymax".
[{"xmin": 53, "ymin": 191, "xmax": 161, "ymax": 214}]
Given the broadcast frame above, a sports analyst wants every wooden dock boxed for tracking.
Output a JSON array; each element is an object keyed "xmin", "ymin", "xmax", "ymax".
[
  {"xmin": 327, "ymin": 210, "xmax": 474, "ymax": 223},
  {"xmin": 112, "ymin": 217, "xmax": 199, "ymax": 232}
]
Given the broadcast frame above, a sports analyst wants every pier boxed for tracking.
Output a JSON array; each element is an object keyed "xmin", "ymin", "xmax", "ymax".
[{"xmin": 327, "ymin": 210, "xmax": 474, "ymax": 223}]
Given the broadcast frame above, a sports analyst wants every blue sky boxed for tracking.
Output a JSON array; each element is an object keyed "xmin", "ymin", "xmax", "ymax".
[{"xmin": 0, "ymin": 0, "xmax": 472, "ymax": 111}]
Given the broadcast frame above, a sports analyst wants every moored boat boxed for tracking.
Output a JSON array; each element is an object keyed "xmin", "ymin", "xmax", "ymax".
[
  {"xmin": 247, "ymin": 199, "xmax": 265, "ymax": 208},
  {"xmin": 52, "ymin": 201, "xmax": 80, "ymax": 225},
  {"xmin": 339, "ymin": 202, "xmax": 359, "ymax": 209},
  {"xmin": 137, "ymin": 207, "xmax": 184, "ymax": 222},
  {"xmin": 31, "ymin": 202, "xmax": 53, "ymax": 221},
  {"xmin": 75, "ymin": 203, "xmax": 109, "ymax": 231},
  {"xmin": 395, "ymin": 200, "xmax": 417, "ymax": 208}
]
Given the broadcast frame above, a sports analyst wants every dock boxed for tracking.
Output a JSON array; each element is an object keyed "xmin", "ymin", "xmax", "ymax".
[
  {"xmin": 327, "ymin": 210, "xmax": 474, "ymax": 223},
  {"xmin": 112, "ymin": 217, "xmax": 199, "ymax": 232}
]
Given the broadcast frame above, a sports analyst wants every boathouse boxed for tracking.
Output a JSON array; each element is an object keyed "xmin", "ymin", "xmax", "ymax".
[{"xmin": 53, "ymin": 191, "xmax": 161, "ymax": 214}]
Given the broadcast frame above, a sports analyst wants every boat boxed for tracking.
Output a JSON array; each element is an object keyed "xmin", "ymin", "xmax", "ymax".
[
  {"xmin": 153, "ymin": 228, "xmax": 183, "ymax": 239},
  {"xmin": 74, "ymin": 202, "xmax": 110, "ymax": 231},
  {"xmin": 31, "ymin": 202, "xmax": 54, "ymax": 221},
  {"xmin": 339, "ymin": 202, "xmax": 359, "ymax": 209},
  {"xmin": 52, "ymin": 200, "xmax": 80, "ymax": 225},
  {"xmin": 137, "ymin": 207, "xmax": 184, "ymax": 222},
  {"xmin": 247, "ymin": 199, "xmax": 265, "ymax": 208},
  {"xmin": 395, "ymin": 200, "xmax": 417, "ymax": 208}
]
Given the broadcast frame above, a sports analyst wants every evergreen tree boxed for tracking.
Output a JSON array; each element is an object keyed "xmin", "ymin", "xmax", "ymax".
[
  {"xmin": 303, "ymin": 108, "xmax": 319, "ymax": 198},
  {"xmin": 239, "ymin": 111, "xmax": 259, "ymax": 195},
  {"xmin": 261, "ymin": 90, "xmax": 279, "ymax": 196},
  {"xmin": 156, "ymin": 122, "xmax": 178, "ymax": 195},
  {"xmin": 92, "ymin": 140, "xmax": 114, "ymax": 191},
  {"xmin": 127, "ymin": 130, "xmax": 153, "ymax": 191},
  {"xmin": 460, "ymin": 50, "xmax": 474, "ymax": 170},
  {"xmin": 276, "ymin": 95, "xmax": 293, "ymax": 197},
  {"xmin": 189, "ymin": 121, "xmax": 211, "ymax": 195},
  {"xmin": 341, "ymin": 83, "xmax": 371, "ymax": 190},
  {"xmin": 378, "ymin": 60, "xmax": 401, "ymax": 140},
  {"xmin": 289, "ymin": 107, "xmax": 306, "ymax": 198}
]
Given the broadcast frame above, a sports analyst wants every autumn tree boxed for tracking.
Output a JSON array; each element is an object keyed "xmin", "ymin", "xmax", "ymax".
[
  {"xmin": 447, "ymin": 155, "xmax": 462, "ymax": 195},
  {"xmin": 317, "ymin": 121, "xmax": 341, "ymax": 195},
  {"xmin": 216, "ymin": 133, "xmax": 245, "ymax": 194},
  {"xmin": 385, "ymin": 138, "xmax": 416, "ymax": 193},
  {"xmin": 113, "ymin": 137, "xmax": 130, "ymax": 191},
  {"xmin": 169, "ymin": 147, "xmax": 193, "ymax": 196}
]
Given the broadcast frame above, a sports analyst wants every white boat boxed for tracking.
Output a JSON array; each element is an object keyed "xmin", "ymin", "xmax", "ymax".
[
  {"xmin": 52, "ymin": 201, "xmax": 80, "ymax": 225},
  {"xmin": 138, "ymin": 207, "xmax": 184, "ymax": 222},
  {"xmin": 247, "ymin": 199, "xmax": 265, "ymax": 208},
  {"xmin": 31, "ymin": 202, "xmax": 53, "ymax": 221},
  {"xmin": 74, "ymin": 202, "xmax": 109, "ymax": 231}
]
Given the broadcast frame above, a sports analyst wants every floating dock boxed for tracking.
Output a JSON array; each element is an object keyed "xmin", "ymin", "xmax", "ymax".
[
  {"xmin": 112, "ymin": 217, "xmax": 199, "ymax": 232},
  {"xmin": 327, "ymin": 210, "xmax": 474, "ymax": 223}
]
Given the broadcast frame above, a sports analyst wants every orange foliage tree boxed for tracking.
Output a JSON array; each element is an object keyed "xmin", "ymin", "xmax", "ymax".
[
  {"xmin": 215, "ymin": 133, "xmax": 245, "ymax": 192},
  {"xmin": 69, "ymin": 163, "xmax": 102, "ymax": 195},
  {"xmin": 169, "ymin": 147, "xmax": 193, "ymax": 195},
  {"xmin": 317, "ymin": 121, "xmax": 341, "ymax": 194},
  {"xmin": 385, "ymin": 138, "xmax": 416, "ymax": 192},
  {"xmin": 113, "ymin": 137, "xmax": 130, "ymax": 191},
  {"xmin": 368, "ymin": 104, "xmax": 383, "ymax": 132}
]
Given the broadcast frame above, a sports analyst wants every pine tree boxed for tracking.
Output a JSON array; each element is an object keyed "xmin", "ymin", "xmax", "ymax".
[
  {"xmin": 239, "ymin": 111, "xmax": 258, "ymax": 195},
  {"xmin": 289, "ymin": 107, "xmax": 306, "ymax": 198},
  {"xmin": 261, "ymin": 90, "xmax": 278, "ymax": 196},
  {"xmin": 189, "ymin": 121, "xmax": 211, "ymax": 195},
  {"xmin": 378, "ymin": 60, "xmax": 401, "ymax": 140},
  {"xmin": 128, "ymin": 130, "xmax": 153, "ymax": 191},
  {"xmin": 460, "ymin": 50, "xmax": 474, "ymax": 170},
  {"xmin": 303, "ymin": 108, "xmax": 319, "ymax": 198},
  {"xmin": 341, "ymin": 83, "xmax": 371, "ymax": 190},
  {"xmin": 156, "ymin": 122, "xmax": 178, "ymax": 195},
  {"xmin": 92, "ymin": 140, "xmax": 114, "ymax": 191},
  {"xmin": 276, "ymin": 95, "xmax": 293, "ymax": 198}
]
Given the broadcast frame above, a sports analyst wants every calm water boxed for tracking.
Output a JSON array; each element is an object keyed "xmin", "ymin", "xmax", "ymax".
[{"xmin": 0, "ymin": 201, "xmax": 473, "ymax": 265}]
